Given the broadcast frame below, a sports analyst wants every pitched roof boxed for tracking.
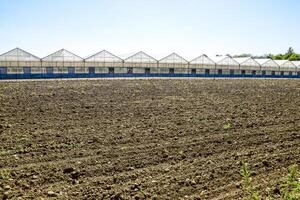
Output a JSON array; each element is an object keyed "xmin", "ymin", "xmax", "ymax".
[
  {"xmin": 125, "ymin": 51, "xmax": 157, "ymax": 63},
  {"xmin": 234, "ymin": 57, "xmax": 260, "ymax": 66},
  {"xmin": 254, "ymin": 59, "xmax": 279, "ymax": 67},
  {"xmin": 190, "ymin": 54, "xmax": 215, "ymax": 65},
  {"xmin": 233, "ymin": 57, "xmax": 251, "ymax": 64},
  {"xmin": 292, "ymin": 61, "xmax": 300, "ymax": 67},
  {"xmin": 159, "ymin": 53, "xmax": 188, "ymax": 64},
  {"xmin": 42, "ymin": 49, "xmax": 83, "ymax": 62},
  {"xmin": 211, "ymin": 56, "xmax": 239, "ymax": 65},
  {"xmin": 0, "ymin": 48, "xmax": 40, "ymax": 61},
  {"xmin": 254, "ymin": 58, "xmax": 271, "ymax": 65},
  {"xmin": 85, "ymin": 50, "xmax": 122, "ymax": 62},
  {"xmin": 274, "ymin": 60, "xmax": 295, "ymax": 67}
]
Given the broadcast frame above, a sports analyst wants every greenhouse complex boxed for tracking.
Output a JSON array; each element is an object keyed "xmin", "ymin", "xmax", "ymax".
[{"xmin": 0, "ymin": 48, "xmax": 300, "ymax": 79}]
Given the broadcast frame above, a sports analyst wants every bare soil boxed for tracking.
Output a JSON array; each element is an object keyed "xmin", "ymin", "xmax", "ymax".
[{"xmin": 0, "ymin": 79, "xmax": 299, "ymax": 199}]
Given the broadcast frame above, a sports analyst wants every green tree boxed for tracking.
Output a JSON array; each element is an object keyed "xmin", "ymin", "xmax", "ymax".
[
  {"xmin": 289, "ymin": 54, "xmax": 300, "ymax": 61},
  {"xmin": 273, "ymin": 54, "xmax": 284, "ymax": 60},
  {"xmin": 287, "ymin": 47, "xmax": 295, "ymax": 55}
]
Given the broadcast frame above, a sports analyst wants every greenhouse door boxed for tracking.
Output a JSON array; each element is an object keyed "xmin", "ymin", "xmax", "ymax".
[
  {"xmin": 271, "ymin": 71, "xmax": 276, "ymax": 76},
  {"xmin": 191, "ymin": 69, "xmax": 196, "ymax": 75},
  {"xmin": 169, "ymin": 68, "xmax": 174, "ymax": 74},
  {"xmin": 205, "ymin": 69, "xmax": 210, "ymax": 75},
  {"xmin": 145, "ymin": 68, "xmax": 150, "ymax": 75},
  {"xmin": 108, "ymin": 67, "xmax": 114, "ymax": 74},
  {"xmin": 88, "ymin": 67, "xmax": 95, "ymax": 74},
  {"xmin": 127, "ymin": 67, "xmax": 133, "ymax": 74}
]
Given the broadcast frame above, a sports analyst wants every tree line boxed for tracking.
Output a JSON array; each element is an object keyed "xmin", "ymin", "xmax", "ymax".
[{"xmin": 233, "ymin": 47, "xmax": 300, "ymax": 61}]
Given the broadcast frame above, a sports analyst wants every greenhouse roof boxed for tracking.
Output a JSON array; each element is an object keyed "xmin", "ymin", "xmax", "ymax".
[
  {"xmin": 0, "ymin": 48, "xmax": 40, "ymax": 61},
  {"xmin": 254, "ymin": 58, "xmax": 271, "ymax": 65},
  {"xmin": 211, "ymin": 56, "xmax": 239, "ymax": 65},
  {"xmin": 42, "ymin": 49, "xmax": 83, "ymax": 62},
  {"xmin": 233, "ymin": 57, "xmax": 251, "ymax": 64},
  {"xmin": 274, "ymin": 60, "xmax": 295, "ymax": 67},
  {"xmin": 85, "ymin": 50, "xmax": 122, "ymax": 62},
  {"xmin": 210, "ymin": 56, "xmax": 228, "ymax": 63},
  {"xmin": 190, "ymin": 54, "xmax": 215, "ymax": 65},
  {"xmin": 125, "ymin": 51, "xmax": 157, "ymax": 63},
  {"xmin": 159, "ymin": 53, "xmax": 188, "ymax": 64},
  {"xmin": 254, "ymin": 58, "xmax": 279, "ymax": 67},
  {"xmin": 292, "ymin": 61, "xmax": 300, "ymax": 67},
  {"xmin": 234, "ymin": 57, "xmax": 260, "ymax": 66}
]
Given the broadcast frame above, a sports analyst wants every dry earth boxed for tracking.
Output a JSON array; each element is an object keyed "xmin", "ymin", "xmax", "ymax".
[{"xmin": 0, "ymin": 79, "xmax": 299, "ymax": 199}]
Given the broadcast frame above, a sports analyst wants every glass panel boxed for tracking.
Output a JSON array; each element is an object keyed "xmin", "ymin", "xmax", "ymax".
[
  {"xmin": 46, "ymin": 67, "xmax": 53, "ymax": 74},
  {"xmin": 23, "ymin": 67, "xmax": 31, "ymax": 74},
  {"xmin": 68, "ymin": 67, "xmax": 75, "ymax": 74},
  {"xmin": 0, "ymin": 67, "xmax": 7, "ymax": 74}
]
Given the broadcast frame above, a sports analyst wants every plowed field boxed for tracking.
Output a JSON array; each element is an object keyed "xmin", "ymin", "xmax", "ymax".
[{"xmin": 0, "ymin": 79, "xmax": 299, "ymax": 199}]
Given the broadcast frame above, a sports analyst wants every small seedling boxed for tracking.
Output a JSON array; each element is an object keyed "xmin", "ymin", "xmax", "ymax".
[
  {"xmin": 0, "ymin": 169, "xmax": 11, "ymax": 181},
  {"xmin": 223, "ymin": 122, "xmax": 232, "ymax": 130}
]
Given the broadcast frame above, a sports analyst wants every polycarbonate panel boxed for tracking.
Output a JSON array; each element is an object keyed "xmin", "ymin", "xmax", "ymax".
[
  {"xmin": 125, "ymin": 51, "xmax": 157, "ymax": 63},
  {"xmin": 254, "ymin": 59, "xmax": 272, "ymax": 65},
  {"xmin": 275, "ymin": 60, "xmax": 295, "ymax": 68},
  {"xmin": 292, "ymin": 61, "xmax": 300, "ymax": 72},
  {"xmin": 42, "ymin": 49, "xmax": 83, "ymax": 62},
  {"xmin": 292, "ymin": 61, "xmax": 300, "ymax": 67},
  {"xmin": 215, "ymin": 56, "xmax": 239, "ymax": 66},
  {"xmin": 190, "ymin": 55, "xmax": 215, "ymax": 65},
  {"xmin": 234, "ymin": 57, "xmax": 260, "ymax": 67},
  {"xmin": 260, "ymin": 59, "xmax": 279, "ymax": 67},
  {"xmin": 159, "ymin": 53, "xmax": 188, "ymax": 64},
  {"xmin": 85, "ymin": 50, "xmax": 122, "ymax": 62},
  {"xmin": 210, "ymin": 56, "xmax": 227, "ymax": 64},
  {"xmin": 0, "ymin": 48, "xmax": 40, "ymax": 61}
]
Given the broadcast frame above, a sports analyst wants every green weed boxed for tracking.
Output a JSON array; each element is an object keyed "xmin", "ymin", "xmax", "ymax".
[{"xmin": 240, "ymin": 162, "xmax": 300, "ymax": 200}]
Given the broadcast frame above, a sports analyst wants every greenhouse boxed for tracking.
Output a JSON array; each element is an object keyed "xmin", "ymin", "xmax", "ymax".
[
  {"xmin": 254, "ymin": 58, "xmax": 279, "ymax": 76},
  {"xmin": 275, "ymin": 60, "xmax": 297, "ymax": 76},
  {"xmin": 42, "ymin": 49, "xmax": 84, "ymax": 76},
  {"xmin": 124, "ymin": 51, "xmax": 158, "ymax": 74},
  {"xmin": 0, "ymin": 47, "xmax": 300, "ymax": 79},
  {"xmin": 293, "ymin": 61, "xmax": 300, "ymax": 76},
  {"xmin": 189, "ymin": 54, "xmax": 216, "ymax": 75},
  {"xmin": 235, "ymin": 57, "xmax": 261, "ymax": 75},
  {"xmin": 0, "ymin": 48, "xmax": 41, "ymax": 77},
  {"xmin": 211, "ymin": 56, "xmax": 239, "ymax": 75},
  {"xmin": 158, "ymin": 53, "xmax": 189, "ymax": 75},
  {"xmin": 85, "ymin": 50, "xmax": 123, "ymax": 74}
]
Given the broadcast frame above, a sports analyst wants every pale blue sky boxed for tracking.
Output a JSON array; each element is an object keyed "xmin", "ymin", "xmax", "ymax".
[{"xmin": 0, "ymin": 0, "xmax": 299, "ymax": 60}]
